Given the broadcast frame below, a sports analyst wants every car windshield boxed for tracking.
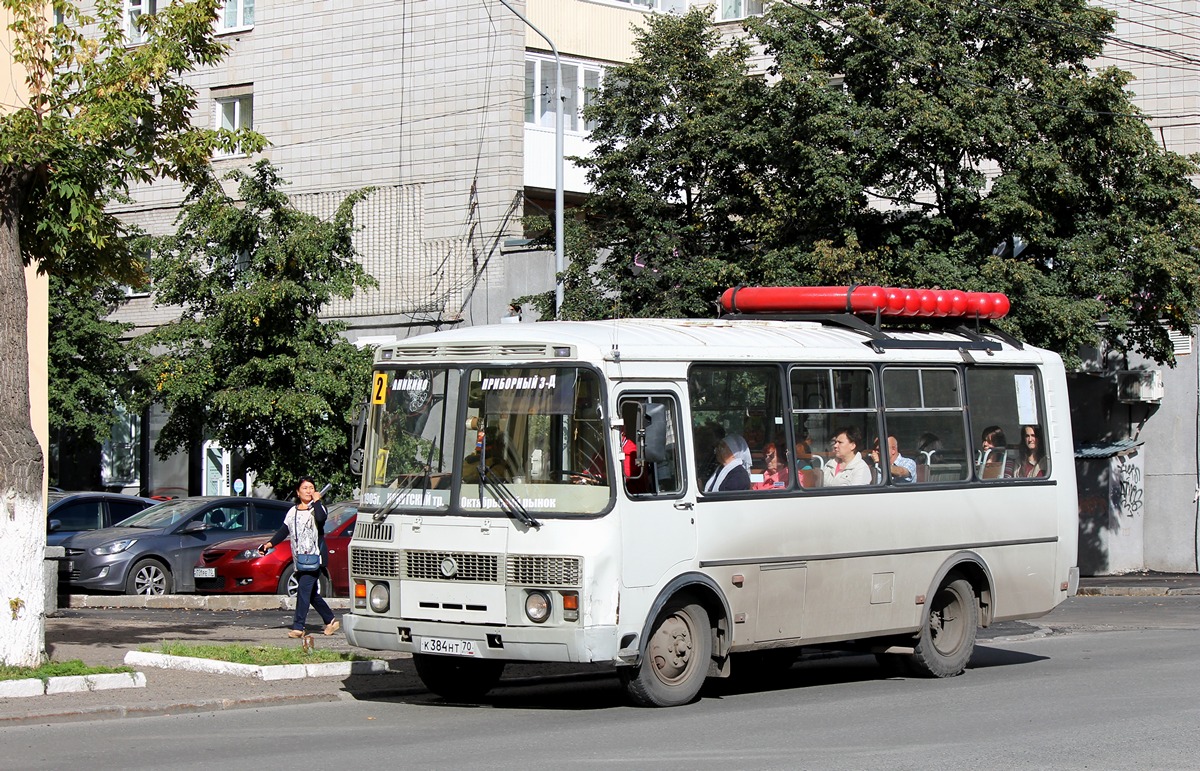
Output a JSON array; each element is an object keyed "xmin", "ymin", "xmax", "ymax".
[
  {"xmin": 115, "ymin": 498, "xmax": 206, "ymax": 528},
  {"xmin": 325, "ymin": 502, "xmax": 357, "ymax": 532}
]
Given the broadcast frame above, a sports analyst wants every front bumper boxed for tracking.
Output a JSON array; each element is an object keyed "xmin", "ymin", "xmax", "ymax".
[
  {"xmin": 60, "ymin": 554, "xmax": 131, "ymax": 592},
  {"xmin": 343, "ymin": 612, "xmax": 619, "ymax": 664}
]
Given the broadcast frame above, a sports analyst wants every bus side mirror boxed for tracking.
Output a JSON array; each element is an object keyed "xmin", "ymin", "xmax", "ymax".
[
  {"xmin": 349, "ymin": 400, "xmax": 367, "ymax": 476},
  {"xmin": 621, "ymin": 401, "xmax": 668, "ymax": 470}
]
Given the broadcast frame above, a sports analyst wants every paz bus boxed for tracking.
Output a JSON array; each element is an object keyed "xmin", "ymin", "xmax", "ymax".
[{"xmin": 342, "ymin": 286, "xmax": 1079, "ymax": 707}]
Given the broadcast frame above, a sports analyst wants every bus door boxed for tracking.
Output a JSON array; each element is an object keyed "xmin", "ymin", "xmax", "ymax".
[{"xmin": 617, "ymin": 391, "xmax": 696, "ymax": 588}]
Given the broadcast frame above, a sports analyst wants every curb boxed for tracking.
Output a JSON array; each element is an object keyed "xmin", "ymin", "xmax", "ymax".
[
  {"xmin": 1077, "ymin": 587, "xmax": 1200, "ymax": 597},
  {"xmin": 63, "ymin": 594, "xmax": 351, "ymax": 611},
  {"xmin": 0, "ymin": 671, "xmax": 146, "ymax": 699},
  {"xmin": 124, "ymin": 651, "xmax": 398, "ymax": 680},
  {"xmin": 0, "ymin": 692, "xmax": 341, "ymax": 727}
]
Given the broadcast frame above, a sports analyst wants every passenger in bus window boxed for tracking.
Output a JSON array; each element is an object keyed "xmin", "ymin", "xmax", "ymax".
[
  {"xmin": 977, "ymin": 425, "xmax": 1015, "ymax": 479},
  {"xmin": 870, "ymin": 435, "xmax": 916, "ymax": 484},
  {"xmin": 1015, "ymin": 425, "xmax": 1047, "ymax": 478},
  {"xmin": 752, "ymin": 442, "xmax": 789, "ymax": 490},
  {"xmin": 823, "ymin": 426, "xmax": 872, "ymax": 486},
  {"xmin": 703, "ymin": 434, "xmax": 752, "ymax": 492}
]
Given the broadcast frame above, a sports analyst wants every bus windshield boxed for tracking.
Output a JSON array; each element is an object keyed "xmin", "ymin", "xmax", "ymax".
[{"xmin": 361, "ymin": 364, "xmax": 612, "ymax": 517}]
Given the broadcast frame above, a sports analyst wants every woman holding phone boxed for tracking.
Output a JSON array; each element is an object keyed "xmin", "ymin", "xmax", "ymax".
[{"xmin": 259, "ymin": 477, "xmax": 340, "ymax": 638}]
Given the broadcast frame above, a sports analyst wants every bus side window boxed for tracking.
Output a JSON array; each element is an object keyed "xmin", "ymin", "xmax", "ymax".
[
  {"xmin": 882, "ymin": 367, "xmax": 969, "ymax": 485},
  {"xmin": 966, "ymin": 368, "xmax": 1049, "ymax": 481}
]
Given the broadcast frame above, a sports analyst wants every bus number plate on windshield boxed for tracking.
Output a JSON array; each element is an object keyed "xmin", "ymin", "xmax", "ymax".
[{"xmin": 420, "ymin": 637, "xmax": 479, "ymax": 657}]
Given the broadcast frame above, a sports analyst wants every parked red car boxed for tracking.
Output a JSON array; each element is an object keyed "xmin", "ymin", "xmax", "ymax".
[{"xmin": 193, "ymin": 501, "xmax": 357, "ymax": 597}]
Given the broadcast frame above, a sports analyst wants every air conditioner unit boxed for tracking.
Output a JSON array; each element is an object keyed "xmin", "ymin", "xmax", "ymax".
[{"xmin": 1116, "ymin": 370, "xmax": 1164, "ymax": 404}]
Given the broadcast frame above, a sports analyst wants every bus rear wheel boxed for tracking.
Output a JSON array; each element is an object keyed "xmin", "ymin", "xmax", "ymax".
[
  {"xmin": 413, "ymin": 654, "xmax": 505, "ymax": 702},
  {"xmin": 910, "ymin": 574, "xmax": 978, "ymax": 678},
  {"xmin": 621, "ymin": 594, "xmax": 712, "ymax": 707}
]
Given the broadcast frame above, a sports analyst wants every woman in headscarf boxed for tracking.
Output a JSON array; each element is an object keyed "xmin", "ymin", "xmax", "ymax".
[{"xmin": 704, "ymin": 433, "xmax": 752, "ymax": 492}]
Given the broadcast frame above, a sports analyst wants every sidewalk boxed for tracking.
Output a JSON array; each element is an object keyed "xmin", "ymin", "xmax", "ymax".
[
  {"xmin": 1077, "ymin": 571, "xmax": 1200, "ymax": 596},
  {"xmin": 3, "ymin": 577, "xmax": 1198, "ymax": 726}
]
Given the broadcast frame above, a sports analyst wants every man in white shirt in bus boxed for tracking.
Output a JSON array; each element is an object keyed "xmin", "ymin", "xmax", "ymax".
[{"xmin": 870, "ymin": 434, "xmax": 917, "ymax": 484}]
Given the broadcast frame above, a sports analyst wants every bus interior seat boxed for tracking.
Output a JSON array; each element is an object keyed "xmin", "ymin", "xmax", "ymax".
[{"xmin": 800, "ymin": 468, "xmax": 823, "ymax": 488}]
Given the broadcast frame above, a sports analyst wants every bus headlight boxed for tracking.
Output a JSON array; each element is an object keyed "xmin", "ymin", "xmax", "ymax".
[
  {"xmin": 369, "ymin": 583, "xmax": 390, "ymax": 613},
  {"xmin": 525, "ymin": 590, "xmax": 551, "ymax": 623}
]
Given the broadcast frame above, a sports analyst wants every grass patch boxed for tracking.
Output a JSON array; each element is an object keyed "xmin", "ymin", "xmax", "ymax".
[
  {"xmin": 145, "ymin": 641, "xmax": 368, "ymax": 666},
  {"xmin": 0, "ymin": 660, "xmax": 134, "ymax": 682}
]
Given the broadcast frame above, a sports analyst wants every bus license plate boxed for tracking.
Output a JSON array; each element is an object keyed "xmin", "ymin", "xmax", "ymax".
[
  {"xmin": 420, "ymin": 637, "xmax": 479, "ymax": 657},
  {"xmin": 194, "ymin": 567, "xmax": 216, "ymax": 578}
]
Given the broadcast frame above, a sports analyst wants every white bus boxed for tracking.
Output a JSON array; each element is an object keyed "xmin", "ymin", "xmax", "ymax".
[{"xmin": 343, "ymin": 286, "xmax": 1079, "ymax": 707}]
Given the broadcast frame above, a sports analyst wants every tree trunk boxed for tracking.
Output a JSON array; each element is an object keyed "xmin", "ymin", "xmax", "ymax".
[{"xmin": 0, "ymin": 173, "xmax": 47, "ymax": 668}]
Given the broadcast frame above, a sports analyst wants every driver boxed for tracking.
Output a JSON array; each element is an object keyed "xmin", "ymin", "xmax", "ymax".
[{"xmin": 462, "ymin": 426, "xmax": 514, "ymax": 482}]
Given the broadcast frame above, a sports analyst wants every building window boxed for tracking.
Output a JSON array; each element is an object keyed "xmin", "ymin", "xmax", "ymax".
[
  {"xmin": 719, "ymin": 0, "xmax": 764, "ymax": 21},
  {"xmin": 605, "ymin": 0, "xmax": 686, "ymax": 11},
  {"xmin": 213, "ymin": 89, "xmax": 253, "ymax": 157},
  {"xmin": 125, "ymin": 0, "xmax": 158, "ymax": 45},
  {"xmin": 221, "ymin": 0, "xmax": 254, "ymax": 31},
  {"xmin": 525, "ymin": 55, "xmax": 604, "ymax": 134}
]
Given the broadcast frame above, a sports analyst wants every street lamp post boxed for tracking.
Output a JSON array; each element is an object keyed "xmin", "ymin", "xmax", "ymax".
[{"xmin": 498, "ymin": 0, "xmax": 565, "ymax": 318}]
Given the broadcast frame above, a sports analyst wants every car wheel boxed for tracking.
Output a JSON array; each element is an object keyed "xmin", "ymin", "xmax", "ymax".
[
  {"xmin": 278, "ymin": 565, "xmax": 333, "ymax": 598},
  {"xmin": 126, "ymin": 559, "xmax": 172, "ymax": 596}
]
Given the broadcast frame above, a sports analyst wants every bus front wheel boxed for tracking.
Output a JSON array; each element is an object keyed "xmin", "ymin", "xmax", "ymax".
[
  {"xmin": 911, "ymin": 574, "xmax": 978, "ymax": 678},
  {"xmin": 621, "ymin": 594, "xmax": 712, "ymax": 707},
  {"xmin": 413, "ymin": 654, "xmax": 505, "ymax": 702}
]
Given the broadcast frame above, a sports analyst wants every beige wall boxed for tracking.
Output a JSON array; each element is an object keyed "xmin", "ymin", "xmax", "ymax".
[{"xmin": 527, "ymin": 0, "xmax": 648, "ymax": 63}]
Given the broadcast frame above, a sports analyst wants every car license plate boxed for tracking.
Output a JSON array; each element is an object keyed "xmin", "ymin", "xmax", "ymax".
[
  {"xmin": 419, "ymin": 637, "xmax": 480, "ymax": 657},
  {"xmin": 193, "ymin": 567, "xmax": 216, "ymax": 578}
]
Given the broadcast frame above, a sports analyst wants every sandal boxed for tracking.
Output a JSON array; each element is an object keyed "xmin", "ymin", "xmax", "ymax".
[{"xmin": 287, "ymin": 629, "xmax": 305, "ymax": 638}]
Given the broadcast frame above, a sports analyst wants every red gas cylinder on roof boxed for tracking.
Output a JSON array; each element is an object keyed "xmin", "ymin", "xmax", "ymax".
[{"xmin": 719, "ymin": 286, "xmax": 1010, "ymax": 320}]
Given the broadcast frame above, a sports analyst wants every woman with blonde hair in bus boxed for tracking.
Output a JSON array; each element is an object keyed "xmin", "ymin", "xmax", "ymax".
[
  {"xmin": 703, "ymin": 433, "xmax": 752, "ymax": 492},
  {"xmin": 823, "ymin": 425, "xmax": 872, "ymax": 486},
  {"xmin": 1015, "ymin": 425, "xmax": 1047, "ymax": 478}
]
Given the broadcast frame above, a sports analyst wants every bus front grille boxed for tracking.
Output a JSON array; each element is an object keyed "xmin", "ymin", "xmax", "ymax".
[
  {"xmin": 354, "ymin": 521, "xmax": 394, "ymax": 542},
  {"xmin": 351, "ymin": 547, "xmax": 400, "ymax": 579},
  {"xmin": 506, "ymin": 555, "xmax": 582, "ymax": 587},
  {"xmin": 404, "ymin": 550, "xmax": 500, "ymax": 583}
]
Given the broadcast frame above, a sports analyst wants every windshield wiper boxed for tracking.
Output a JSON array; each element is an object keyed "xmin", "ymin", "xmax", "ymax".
[{"xmin": 480, "ymin": 466, "xmax": 541, "ymax": 529}]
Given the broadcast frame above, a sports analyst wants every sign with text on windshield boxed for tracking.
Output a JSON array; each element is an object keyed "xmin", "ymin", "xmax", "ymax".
[{"xmin": 480, "ymin": 369, "xmax": 577, "ymax": 415}]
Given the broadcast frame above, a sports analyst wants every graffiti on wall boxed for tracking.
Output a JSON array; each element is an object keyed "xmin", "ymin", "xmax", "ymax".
[{"xmin": 1110, "ymin": 450, "xmax": 1144, "ymax": 520}]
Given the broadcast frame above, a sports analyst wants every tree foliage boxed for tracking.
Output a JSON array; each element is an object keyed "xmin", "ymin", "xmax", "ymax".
[
  {"xmin": 572, "ymin": 3, "xmax": 1200, "ymax": 365},
  {"xmin": 0, "ymin": 0, "xmax": 262, "ymax": 667},
  {"xmin": 137, "ymin": 160, "xmax": 377, "ymax": 496},
  {"xmin": 48, "ymin": 275, "xmax": 134, "ymax": 445}
]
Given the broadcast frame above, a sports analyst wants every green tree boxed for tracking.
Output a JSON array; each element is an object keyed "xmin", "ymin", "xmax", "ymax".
[
  {"xmin": 575, "ymin": 8, "xmax": 773, "ymax": 318},
  {"xmin": 48, "ymin": 275, "xmax": 135, "ymax": 486},
  {"xmin": 751, "ymin": 0, "xmax": 1200, "ymax": 363},
  {"xmin": 138, "ymin": 160, "xmax": 377, "ymax": 497},
  {"xmin": 0, "ymin": 0, "xmax": 262, "ymax": 666},
  {"xmin": 574, "ymin": 2, "xmax": 1200, "ymax": 365}
]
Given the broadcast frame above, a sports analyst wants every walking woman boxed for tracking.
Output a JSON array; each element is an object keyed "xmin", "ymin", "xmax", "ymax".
[{"xmin": 259, "ymin": 477, "xmax": 340, "ymax": 638}]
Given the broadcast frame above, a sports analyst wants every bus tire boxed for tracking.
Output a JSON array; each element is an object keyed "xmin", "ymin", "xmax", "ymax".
[
  {"xmin": 413, "ymin": 654, "xmax": 505, "ymax": 702},
  {"xmin": 621, "ymin": 594, "xmax": 712, "ymax": 707},
  {"xmin": 910, "ymin": 574, "xmax": 978, "ymax": 678}
]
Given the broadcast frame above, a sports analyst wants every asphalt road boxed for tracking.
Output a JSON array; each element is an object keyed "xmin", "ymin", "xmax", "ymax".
[{"xmin": 5, "ymin": 596, "xmax": 1200, "ymax": 770}]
